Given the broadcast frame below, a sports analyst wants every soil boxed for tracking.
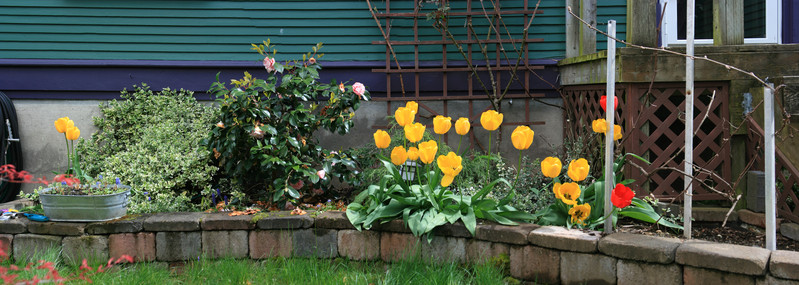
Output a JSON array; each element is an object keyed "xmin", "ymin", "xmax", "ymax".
[{"xmin": 615, "ymin": 217, "xmax": 799, "ymax": 251}]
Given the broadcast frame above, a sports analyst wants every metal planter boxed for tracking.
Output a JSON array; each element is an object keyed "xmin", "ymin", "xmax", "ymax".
[{"xmin": 39, "ymin": 185, "xmax": 130, "ymax": 222}]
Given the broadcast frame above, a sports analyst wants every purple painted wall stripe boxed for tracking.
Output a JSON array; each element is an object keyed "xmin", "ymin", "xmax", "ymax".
[{"xmin": 784, "ymin": 0, "xmax": 798, "ymax": 44}]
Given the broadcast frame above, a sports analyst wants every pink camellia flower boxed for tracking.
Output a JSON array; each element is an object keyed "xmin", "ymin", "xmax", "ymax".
[
  {"xmin": 352, "ymin": 82, "xmax": 365, "ymax": 99},
  {"xmin": 263, "ymin": 57, "xmax": 276, "ymax": 73},
  {"xmin": 317, "ymin": 169, "xmax": 327, "ymax": 180}
]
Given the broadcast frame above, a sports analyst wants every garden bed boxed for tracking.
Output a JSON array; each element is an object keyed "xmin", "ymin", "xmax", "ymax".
[{"xmin": 1, "ymin": 210, "xmax": 799, "ymax": 284}]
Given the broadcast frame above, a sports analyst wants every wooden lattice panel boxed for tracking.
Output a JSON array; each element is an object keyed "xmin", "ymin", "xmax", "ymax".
[{"xmin": 747, "ymin": 117, "xmax": 799, "ymax": 224}]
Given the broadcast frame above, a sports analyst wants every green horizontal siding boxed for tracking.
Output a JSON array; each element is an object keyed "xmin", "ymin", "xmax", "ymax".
[{"xmin": 0, "ymin": 0, "xmax": 626, "ymax": 61}]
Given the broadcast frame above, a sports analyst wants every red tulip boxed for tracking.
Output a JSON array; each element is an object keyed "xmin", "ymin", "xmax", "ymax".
[
  {"xmin": 611, "ymin": 183, "xmax": 635, "ymax": 208},
  {"xmin": 600, "ymin": 95, "xmax": 618, "ymax": 112}
]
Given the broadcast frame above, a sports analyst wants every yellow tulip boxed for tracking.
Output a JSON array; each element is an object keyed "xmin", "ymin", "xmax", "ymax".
[
  {"xmin": 418, "ymin": 140, "xmax": 438, "ymax": 164},
  {"xmin": 391, "ymin": 146, "xmax": 407, "ymax": 166},
  {"xmin": 559, "ymin": 182, "xmax": 581, "ymax": 205},
  {"xmin": 404, "ymin": 123, "xmax": 425, "ymax": 143},
  {"xmin": 614, "ymin": 124, "xmax": 623, "ymax": 140},
  {"xmin": 567, "ymin": 158, "xmax": 590, "ymax": 182},
  {"xmin": 394, "ymin": 107, "xmax": 416, "ymax": 127},
  {"xmin": 433, "ymin": 116, "xmax": 452, "ymax": 134},
  {"xmin": 480, "ymin": 110, "xmax": 503, "ymax": 131},
  {"xmin": 373, "ymin": 130, "xmax": 391, "ymax": 149},
  {"xmin": 592, "ymin": 119, "xmax": 608, "ymax": 134},
  {"xmin": 552, "ymin": 182, "xmax": 563, "ymax": 199},
  {"xmin": 65, "ymin": 126, "xmax": 80, "ymax": 141},
  {"xmin": 455, "ymin": 117, "xmax": 470, "ymax": 135},
  {"xmin": 569, "ymin": 203, "xmax": 591, "ymax": 225},
  {"xmin": 511, "ymin": 126, "xmax": 535, "ymax": 150},
  {"xmin": 405, "ymin": 101, "xmax": 419, "ymax": 114},
  {"xmin": 407, "ymin": 147, "xmax": 419, "ymax": 161},
  {"xmin": 54, "ymin": 117, "xmax": 74, "ymax": 133},
  {"xmin": 437, "ymin": 152, "xmax": 463, "ymax": 187},
  {"xmin": 540, "ymin": 157, "xmax": 562, "ymax": 178}
]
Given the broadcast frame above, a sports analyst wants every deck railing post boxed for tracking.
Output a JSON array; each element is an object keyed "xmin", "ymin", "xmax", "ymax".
[{"xmin": 604, "ymin": 20, "xmax": 616, "ymax": 233}]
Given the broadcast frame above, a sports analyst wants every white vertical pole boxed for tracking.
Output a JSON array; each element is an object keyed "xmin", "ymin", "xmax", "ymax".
[
  {"xmin": 684, "ymin": 0, "xmax": 695, "ymax": 239},
  {"xmin": 604, "ymin": 20, "xmax": 617, "ymax": 234},
  {"xmin": 764, "ymin": 84, "xmax": 776, "ymax": 250}
]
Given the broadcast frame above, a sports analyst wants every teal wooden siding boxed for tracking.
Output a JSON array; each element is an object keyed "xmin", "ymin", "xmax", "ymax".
[{"xmin": 0, "ymin": 0, "xmax": 625, "ymax": 62}]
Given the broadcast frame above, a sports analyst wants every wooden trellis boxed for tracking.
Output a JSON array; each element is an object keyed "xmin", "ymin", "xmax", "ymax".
[
  {"xmin": 563, "ymin": 82, "xmax": 731, "ymax": 201},
  {"xmin": 747, "ymin": 117, "xmax": 799, "ymax": 224}
]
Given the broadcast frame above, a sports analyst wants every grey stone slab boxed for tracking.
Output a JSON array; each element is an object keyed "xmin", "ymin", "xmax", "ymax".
[
  {"xmin": 338, "ymin": 230, "xmax": 380, "ymax": 261},
  {"xmin": 373, "ymin": 219, "xmax": 411, "ymax": 233},
  {"xmin": 256, "ymin": 213, "xmax": 313, "ymax": 230},
  {"xmin": 762, "ymin": 275, "xmax": 799, "ymax": 285},
  {"xmin": 617, "ymin": 259, "xmax": 682, "ymax": 285},
  {"xmin": 528, "ymin": 226, "xmax": 600, "ymax": 253},
  {"xmin": 293, "ymin": 228, "xmax": 337, "ymax": 258},
  {"xmin": 598, "ymin": 232, "xmax": 682, "ymax": 263},
  {"xmin": 62, "ymin": 235, "xmax": 109, "ymax": 265},
  {"xmin": 144, "ymin": 212, "xmax": 204, "ymax": 232},
  {"xmin": 155, "ymin": 231, "xmax": 201, "ymax": 261},
  {"xmin": 202, "ymin": 230, "xmax": 248, "ymax": 259},
  {"xmin": 86, "ymin": 215, "xmax": 146, "ymax": 234},
  {"xmin": 676, "ymin": 240, "xmax": 770, "ymax": 276},
  {"xmin": 314, "ymin": 211, "xmax": 355, "ymax": 230},
  {"xmin": 683, "ymin": 266, "xmax": 756, "ymax": 285},
  {"xmin": 201, "ymin": 213, "xmax": 255, "ymax": 230},
  {"xmin": 781, "ymin": 223, "xmax": 799, "ymax": 242},
  {"xmin": 12, "ymin": 234, "xmax": 62, "ymax": 260},
  {"xmin": 432, "ymin": 222, "xmax": 472, "ymax": 238},
  {"xmin": 560, "ymin": 251, "xmax": 616, "ymax": 285},
  {"xmin": 769, "ymin": 250, "xmax": 799, "ymax": 281},
  {"xmin": 466, "ymin": 240, "xmax": 509, "ymax": 264},
  {"xmin": 27, "ymin": 222, "xmax": 85, "ymax": 236},
  {"xmin": 509, "ymin": 245, "xmax": 560, "ymax": 284},
  {"xmin": 420, "ymin": 236, "xmax": 466, "ymax": 263},
  {"xmin": 0, "ymin": 219, "xmax": 27, "ymax": 234},
  {"xmin": 474, "ymin": 223, "xmax": 538, "ymax": 245},
  {"xmin": 691, "ymin": 207, "xmax": 738, "ymax": 222}
]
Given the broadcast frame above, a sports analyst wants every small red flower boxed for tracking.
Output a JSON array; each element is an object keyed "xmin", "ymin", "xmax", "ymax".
[
  {"xmin": 611, "ymin": 183, "xmax": 635, "ymax": 208},
  {"xmin": 600, "ymin": 95, "xmax": 619, "ymax": 112}
]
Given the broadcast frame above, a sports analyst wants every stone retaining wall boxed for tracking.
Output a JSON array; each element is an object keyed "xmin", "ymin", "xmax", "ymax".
[{"xmin": 1, "ymin": 211, "xmax": 798, "ymax": 284}]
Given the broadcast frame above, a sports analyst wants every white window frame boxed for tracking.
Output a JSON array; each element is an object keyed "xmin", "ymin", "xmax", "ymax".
[{"xmin": 659, "ymin": 0, "xmax": 781, "ymax": 47}]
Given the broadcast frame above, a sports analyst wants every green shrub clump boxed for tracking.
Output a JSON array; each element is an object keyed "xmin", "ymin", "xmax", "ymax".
[{"xmin": 77, "ymin": 85, "xmax": 217, "ymax": 213}]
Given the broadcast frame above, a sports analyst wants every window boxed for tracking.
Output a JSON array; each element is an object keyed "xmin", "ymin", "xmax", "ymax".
[{"xmin": 660, "ymin": 0, "xmax": 781, "ymax": 46}]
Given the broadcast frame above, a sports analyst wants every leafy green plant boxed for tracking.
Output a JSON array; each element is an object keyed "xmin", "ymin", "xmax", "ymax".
[
  {"xmin": 205, "ymin": 40, "xmax": 368, "ymax": 205},
  {"xmin": 76, "ymin": 85, "xmax": 217, "ymax": 213}
]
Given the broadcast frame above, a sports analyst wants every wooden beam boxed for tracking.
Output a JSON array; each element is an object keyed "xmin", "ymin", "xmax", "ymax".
[
  {"xmin": 627, "ymin": 0, "xmax": 658, "ymax": 47},
  {"xmin": 566, "ymin": 0, "xmax": 580, "ymax": 58},
  {"xmin": 713, "ymin": 0, "xmax": 744, "ymax": 45},
  {"xmin": 580, "ymin": 0, "xmax": 597, "ymax": 55}
]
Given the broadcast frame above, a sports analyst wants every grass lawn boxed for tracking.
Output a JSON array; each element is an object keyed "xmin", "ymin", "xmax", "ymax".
[{"xmin": 3, "ymin": 249, "xmax": 510, "ymax": 284}]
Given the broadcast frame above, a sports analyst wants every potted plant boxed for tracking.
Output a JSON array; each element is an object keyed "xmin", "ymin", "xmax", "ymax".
[{"xmin": 37, "ymin": 117, "xmax": 130, "ymax": 222}]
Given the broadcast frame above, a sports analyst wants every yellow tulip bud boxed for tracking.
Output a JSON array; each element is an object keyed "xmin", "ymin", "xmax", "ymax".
[
  {"xmin": 592, "ymin": 119, "xmax": 608, "ymax": 134},
  {"xmin": 405, "ymin": 101, "xmax": 419, "ymax": 114},
  {"xmin": 418, "ymin": 140, "xmax": 438, "ymax": 164},
  {"xmin": 541, "ymin": 157, "xmax": 562, "ymax": 178},
  {"xmin": 455, "ymin": 117, "xmax": 470, "ymax": 135},
  {"xmin": 65, "ymin": 126, "xmax": 80, "ymax": 141},
  {"xmin": 433, "ymin": 115, "xmax": 452, "ymax": 134},
  {"xmin": 373, "ymin": 130, "xmax": 391, "ymax": 149},
  {"xmin": 480, "ymin": 110, "xmax": 503, "ymax": 131},
  {"xmin": 404, "ymin": 123, "xmax": 425, "ymax": 143},
  {"xmin": 613, "ymin": 124, "xmax": 623, "ymax": 140},
  {"xmin": 391, "ymin": 146, "xmax": 407, "ymax": 166},
  {"xmin": 511, "ymin": 126, "xmax": 535, "ymax": 150},
  {"xmin": 567, "ymin": 158, "xmax": 590, "ymax": 182},
  {"xmin": 407, "ymin": 147, "xmax": 419, "ymax": 161},
  {"xmin": 394, "ymin": 107, "xmax": 416, "ymax": 127},
  {"xmin": 54, "ymin": 117, "xmax": 74, "ymax": 134}
]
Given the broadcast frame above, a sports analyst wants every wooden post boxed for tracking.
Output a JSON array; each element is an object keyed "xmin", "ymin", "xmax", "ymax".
[
  {"xmin": 604, "ymin": 20, "xmax": 617, "ymax": 234},
  {"xmin": 566, "ymin": 0, "xmax": 580, "ymax": 58},
  {"xmin": 580, "ymin": 0, "xmax": 596, "ymax": 55},
  {"xmin": 713, "ymin": 0, "xmax": 744, "ymax": 45},
  {"xmin": 626, "ymin": 0, "xmax": 658, "ymax": 47},
  {"xmin": 684, "ymin": 0, "xmax": 695, "ymax": 240},
  {"xmin": 764, "ymin": 84, "xmax": 776, "ymax": 250}
]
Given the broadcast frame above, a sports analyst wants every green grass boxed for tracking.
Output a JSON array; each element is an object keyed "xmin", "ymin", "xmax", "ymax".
[{"xmin": 2, "ymin": 251, "xmax": 510, "ymax": 285}]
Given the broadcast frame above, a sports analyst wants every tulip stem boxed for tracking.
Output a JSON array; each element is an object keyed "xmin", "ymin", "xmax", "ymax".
[
  {"xmin": 512, "ymin": 150, "xmax": 522, "ymax": 190},
  {"xmin": 63, "ymin": 134, "xmax": 70, "ymax": 173},
  {"xmin": 456, "ymin": 135, "xmax": 463, "ymax": 156}
]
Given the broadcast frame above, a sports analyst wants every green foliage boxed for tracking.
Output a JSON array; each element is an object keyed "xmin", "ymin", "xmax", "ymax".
[
  {"xmin": 76, "ymin": 85, "xmax": 217, "ymax": 213},
  {"xmin": 205, "ymin": 41, "xmax": 368, "ymax": 205},
  {"xmin": 346, "ymin": 158, "xmax": 534, "ymax": 241},
  {"xmin": 491, "ymin": 157, "xmax": 555, "ymax": 213}
]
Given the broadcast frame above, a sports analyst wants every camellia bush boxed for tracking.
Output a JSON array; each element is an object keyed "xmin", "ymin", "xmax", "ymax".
[
  {"xmin": 347, "ymin": 102, "xmax": 535, "ymax": 240},
  {"xmin": 206, "ymin": 41, "xmax": 368, "ymax": 205}
]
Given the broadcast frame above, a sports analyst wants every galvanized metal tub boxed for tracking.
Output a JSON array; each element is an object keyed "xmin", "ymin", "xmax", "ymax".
[{"xmin": 39, "ymin": 186, "xmax": 130, "ymax": 222}]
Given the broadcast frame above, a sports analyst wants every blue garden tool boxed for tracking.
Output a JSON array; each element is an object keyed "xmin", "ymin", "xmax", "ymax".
[{"xmin": 22, "ymin": 213, "xmax": 49, "ymax": 222}]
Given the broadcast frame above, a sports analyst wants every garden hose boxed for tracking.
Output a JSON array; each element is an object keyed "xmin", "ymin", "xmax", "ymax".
[{"xmin": 0, "ymin": 91, "xmax": 22, "ymax": 203}]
